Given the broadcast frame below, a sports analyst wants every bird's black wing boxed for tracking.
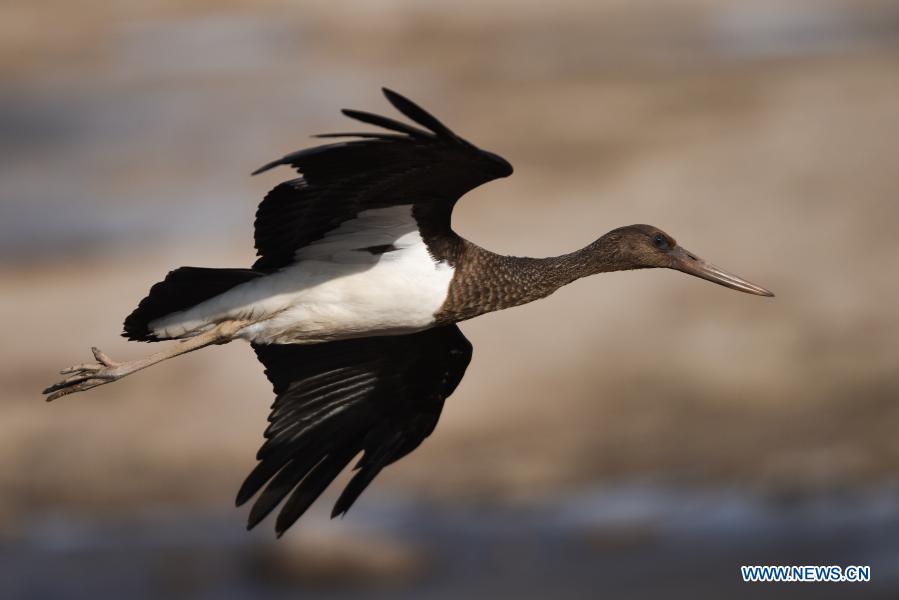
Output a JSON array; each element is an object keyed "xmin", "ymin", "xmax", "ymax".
[
  {"xmin": 251, "ymin": 88, "xmax": 513, "ymax": 270},
  {"xmin": 238, "ymin": 325, "xmax": 473, "ymax": 536}
]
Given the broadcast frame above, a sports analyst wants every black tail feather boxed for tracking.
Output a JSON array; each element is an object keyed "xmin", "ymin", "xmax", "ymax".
[{"xmin": 122, "ymin": 267, "xmax": 261, "ymax": 341}]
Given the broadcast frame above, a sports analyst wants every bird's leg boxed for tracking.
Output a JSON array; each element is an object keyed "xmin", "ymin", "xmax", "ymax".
[{"xmin": 42, "ymin": 320, "xmax": 247, "ymax": 402}]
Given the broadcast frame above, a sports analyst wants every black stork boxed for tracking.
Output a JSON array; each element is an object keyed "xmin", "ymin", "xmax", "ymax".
[{"xmin": 44, "ymin": 89, "xmax": 773, "ymax": 536}]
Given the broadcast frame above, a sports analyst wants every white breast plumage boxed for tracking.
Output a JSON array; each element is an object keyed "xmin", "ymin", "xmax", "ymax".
[{"xmin": 148, "ymin": 205, "xmax": 454, "ymax": 343}]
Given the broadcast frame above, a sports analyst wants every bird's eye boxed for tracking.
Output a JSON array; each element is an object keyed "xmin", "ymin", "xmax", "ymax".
[{"xmin": 653, "ymin": 233, "xmax": 669, "ymax": 250}]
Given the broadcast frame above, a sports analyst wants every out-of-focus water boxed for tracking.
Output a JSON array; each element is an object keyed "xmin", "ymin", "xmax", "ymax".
[{"xmin": 5, "ymin": 483, "xmax": 898, "ymax": 599}]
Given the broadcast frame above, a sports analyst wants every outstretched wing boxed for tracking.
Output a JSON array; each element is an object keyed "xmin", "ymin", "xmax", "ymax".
[
  {"xmin": 237, "ymin": 325, "xmax": 473, "ymax": 536},
  {"xmin": 251, "ymin": 88, "xmax": 513, "ymax": 270}
]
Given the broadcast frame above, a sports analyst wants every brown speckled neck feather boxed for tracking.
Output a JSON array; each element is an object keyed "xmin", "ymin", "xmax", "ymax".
[{"xmin": 433, "ymin": 234, "xmax": 637, "ymax": 324}]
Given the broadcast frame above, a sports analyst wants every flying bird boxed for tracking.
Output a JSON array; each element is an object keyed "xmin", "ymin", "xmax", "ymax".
[{"xmin": 44, "ymin": 89, "xmax": 773, "ymax": 536}]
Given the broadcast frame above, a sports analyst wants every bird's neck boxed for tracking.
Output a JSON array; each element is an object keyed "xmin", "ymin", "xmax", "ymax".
[{"xmin": 436, "ymin": 236, "xmax": 630, "ymax": 323}]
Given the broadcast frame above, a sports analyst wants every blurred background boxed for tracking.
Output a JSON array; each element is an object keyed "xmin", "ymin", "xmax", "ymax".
[{"xmin": 2, "ymin": 0, "xmax": 899, "ymax": 597}]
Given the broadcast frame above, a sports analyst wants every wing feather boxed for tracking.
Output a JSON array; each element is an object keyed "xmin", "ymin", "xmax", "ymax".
[
  {"xmin": 249, "ymin": 89, "xmax": 512, "ymax": 270},
  {"xmin": 340, "ymin": 108, "xmax": 433, "ymax": 139},
  {"xmin": 382, "ymin": 87, "xmax": 458, "ymax": 140},
  {"xmin": 239, "ymin": 325, "xmax": 473, "ymax": 535}
]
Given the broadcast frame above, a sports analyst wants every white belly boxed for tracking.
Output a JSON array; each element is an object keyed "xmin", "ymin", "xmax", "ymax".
[
  {"xmin": 148, "ymin": 206, "xmax": 454, "ymax": 344},
  {"xmin": 238, "ymin": 236, "xmax": 453, "ymax": 343}
]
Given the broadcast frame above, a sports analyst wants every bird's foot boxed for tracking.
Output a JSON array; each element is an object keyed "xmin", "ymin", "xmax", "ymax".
[{"xmin": 43, "ymin": 347, "xmax": 127, "ymax": 401}]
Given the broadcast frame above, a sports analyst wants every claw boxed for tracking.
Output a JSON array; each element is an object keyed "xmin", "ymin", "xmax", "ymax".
[
  {"xmin": 91, "ymin": 347, "xmax": 118, "ymax": 367},
  {"xmin": 60, "ymin": 363, "xmax": 102, "ymax": 374},
  {"xmin": 43, "ymin": 347, "xmax": 124, "ymax": 401},
  {"xmin": 45, "ymin": 379, "xmax": 107, "ymax": 402},
  {"xmin": 42, "ymin": 325, "xmax": 231, "ymax": 403}
]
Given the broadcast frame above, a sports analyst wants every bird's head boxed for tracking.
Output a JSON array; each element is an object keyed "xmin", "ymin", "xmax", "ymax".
[{"xmin": 594, "ymin": 224, "xmax": 774, "ymax": 296}]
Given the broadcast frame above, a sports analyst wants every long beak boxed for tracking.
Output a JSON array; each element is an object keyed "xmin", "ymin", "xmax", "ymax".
[{"xmin": 669, "ymin": 246, "xmax": 774, "ymax": 297}]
